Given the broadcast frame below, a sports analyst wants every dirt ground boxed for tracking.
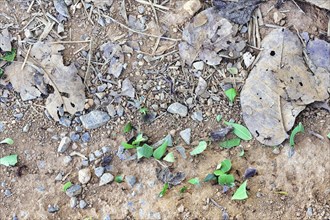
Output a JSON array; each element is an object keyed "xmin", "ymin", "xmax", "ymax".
[{"xmin": 0, "ymin": 0, "xmax": 329, "ymax": 220}]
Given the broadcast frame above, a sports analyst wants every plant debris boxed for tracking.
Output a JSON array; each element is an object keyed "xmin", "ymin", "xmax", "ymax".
[{"xmin": 156, "ymin": 167, "xmax": 186, "ymax": 187}]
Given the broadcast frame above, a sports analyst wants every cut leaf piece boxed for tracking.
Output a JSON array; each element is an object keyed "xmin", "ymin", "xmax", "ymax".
[
  {"xmin": 137, "ymin": 144, "xmax": 153, "ymax": 159},
  {"xmin": 204, "ymin": 173, "xmax": 217, "ymax": 182},
  {"xmin": 132, "ymin": 133, "xmax": 147, "ymax": 145},
  {"xmin": 218, "ymin": 174, "xmax": 235, "ymax": 186},
  {"xmin": 159, "ymin": 182, "xmax": 169, "ymax": 198},
  {"xmin": 227, "ymin": 67, "xmax": 238, "ymax": 75},
  {"xmin": 0, "ymin": 48, "xmax": 16, "ymax": 61},
  {"xmin": 0, "ymin": 154, "xmax": 18, "ymax": 166},
  {"xmin": 153, "ymin": 140, "xmax": 168, "ymax": 160},
  {"xmin": 289, "ymin": 122, "xmax": 304, "ymax": 147},
  {"xmin": 220, "ymin": 159, "xmax": 232, "ymax": 173},
  {"xmin": 188, "ymin": 177, "xmax": 200, "ymax": 185},
  {"xmin": 180, "ymin": 186, "xmax": 188, "ymax": 193},
  {"xmin": 0, "ymin": 138, "xmax": 14, "ymax": 145},
  {"xmin": 216, "ymin": 114, "xmax": 222, "ymax": 122},
  {"xmin": 219, "ymin": 138, "xmax": 241, "ymax": 148},
  {"xmin": 163, "ymin": 152, "xmax": 175, "ymax": 163},
  {"xmin": 115, "ymin": 175, "xmax": 124, "ymax": 183},
  {"xmin": 121, "ymin": 142, "xmax": 135, "ymax": 149},
  {"xmin": 213, "ymin": 170, "xmax": 225, "ymax": 176},
  {"xmin": 63, "ymin": 181, "xmax": 73, "ymax": 192},
  {"xmin": 327, "ymin": 133, "xmax": 330, "ymax": 139},
  {"xmin": 238, "ymin": 148, "xmax": 245, "ymax": 157},
  {"xmin": 225, "ymin": 88, "xmax": 237, "ymax": 104},
  {"xmin": 123, "ymin": 122, "xmax": 132, "ymax": 133},
  {"xmin": 232, "ymin": 180, "xmax": 248, "ymax": 200},
  {"xmin": 190, "ymin": 141, "xmax": 207, "ymax": 156},
  {"xmin": 224, "ymin": 121, "xmax": 252, "ymax": 141}
]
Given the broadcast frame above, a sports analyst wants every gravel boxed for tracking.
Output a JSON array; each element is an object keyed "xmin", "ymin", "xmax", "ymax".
[
  {"xmin": 78, "ymin": 168, "xmax": 92, "ymax": 184},
  {"xmin": 47, "ymin": 205, "xmax": 59, "ymax": 213},
  {"xmin": 106, "ymin": 104, "xmax": 116, "ymax": 117},
  {"xmin": 57, "ymin": 137, "xmax": 71, "ymax": 153},
  {"xmin": 94, "ymin": 166, "xmax": 105, "ymax": 177},
  {"xmin": 79, "ymin": 200, "xmax": 87, "ymax": 209},
  {"xmin": 55, "ymin": 172, "xmax": 63, "ymax": 181},
  {"xmin": 70, "ymin": 133, "xmax": 80, "ymax": 142},
  {"xmin": 80, "ymin": 110, "xmax": 110, "ymax": 129},
  {"xmin": 63, "ymin": 156, "xmax": 72, "ymax": 165},
  {"xmin": 4, "ymin": 189, "xmax": 12, "ymax": 197},
  {"xmin": 94, "ymin": 149, "xmax": 103, "ymax": 158},
  {"xmin": 193, "ymin": 61, "xmax": 204, "ymax": 70},
  {"xmin": 125, "ymin": 175, "xmax": 137, "ymax": 188},
  {"xmin": 99, "ymin": 173, "xmax": 114, "ymax": 186},
  {"xmin": 70, "ymin": 197, "xmax": 77, "ymax": 208},
  {"xmin": 179, "ymin": 128, "xmax": 191, "ymax": 145},
  {"xmin": 65, "ymin": 184, "xmax": 82, "ymax": 197},
  {"xmin": 81, "ymin": 132, "xmax": 91, "ymax": 143},
  {"xmin": 167, "ymin": 102, "xmax": 188, "ymax": 117},
  {"xmin": 176, "ymin": 146, "xmax": 187, "ymax": 159},
  {"xmin": 191, "ymin": 111, "xmax": 203, "ymax": 122}
]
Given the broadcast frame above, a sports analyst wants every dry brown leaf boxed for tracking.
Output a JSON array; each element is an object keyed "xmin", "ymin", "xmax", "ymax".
[
  {"xmin": 7, "ymin": 42, "xmax": 85, "ymax": 121},
  {"xmin": 241, "ymin": 28, "xmax": 329, "ymax": 146}
]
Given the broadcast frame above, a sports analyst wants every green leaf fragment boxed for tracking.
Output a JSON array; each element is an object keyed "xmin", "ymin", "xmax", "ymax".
[
  {"xmin": 123, "ymin": 122, "xmax": 132, "ymax": 133},
  {"xmin": 0, "ymin": 138, "xmax": 14, "ymax": 145},
  {"xmin": 216, "ymin": 114, "xmax": 222, "ymax": 122},
  {"xmin": 159, "ymin": 182, "xmax": 169, "ymax": 198},
  {"xmin": 327, "ymin": 133, "xmax": 330, "ymax": 139},
  {"xmin": 180, "ymin": 186, "xmax": 188, "ymax": 193},
  {"xmin": 220, "ymin": 159, "xmax": 232, "ymax": 173},
  {"xmin": 0, "ymin": 154, "xmax": 18, "ymax": 166},
  {"xmin": 219, "ymin": 138, "xmax": 241, "ymax": 148},
  {"xmin": 121, "ymin": 142, "xmax": 135, "ymax": 149},
  {"xmin": 190, "ymin": 141, "xmax": 207, "ymax": 156},
  {"xmin": 1, "ymin": 48, "xmax": 16, "ymax": 62},
  {"xmin": 232, "ymin": 180, "xmax": 248, "ymax": 200},
  {"xmin": 63, "ymin": 181, "xmax": 73, "ymax": 192},
  {"xmin": 238, "ymin": 148, "xmax": 245, "ymax": 157},
  {"xmin": 0, "ymin": 68, "xmax": 4, "ymax": 78},
  {"xmin": 132, "ymin": 133, "xmax": 147, "ymax": 145},
  {"xmin": 224, "ymin": 121, "xmax": 252, "ymax": 141},
  {"xmin": 289, "ymin": 122, "xmax": 304, "ymax": 147},
  {"xmin": 225, "ymin": 88, "xmax": 237, "ymax": 104},
  {"xmin": 163, "ymin": 152, "xmax": 175, "ymax": 163},
  {"xmin": 204, "ymin": 173, "xmax": 217, "ymax": 182},
  {"xmin": 139, "ymin": 107, "xmax": 148, "ymax": 115},
  {"xmin": 213, "ymin": 170, "xmax": 225, "ymax": 176},
  {"xmin": 137, "ymin": 144, "xmax": 153, "ymax": 159},
  {"xmin": 218, "ymin": 174, "xmax": 235, "ymax": 186},
  {"xmin": 227, "ymin": 67, "xmax": 238, "ymax": 75},
  {"xmin": 188, "ymin": 177, "xmax": 200, "ymax": 185},
  {"xmin": 153, "ymin": 140, "xmax": 168, "ymax": 160},
  {"xmin": 115, "ymin": 175, "xmax": 124, "ymax": 183}
]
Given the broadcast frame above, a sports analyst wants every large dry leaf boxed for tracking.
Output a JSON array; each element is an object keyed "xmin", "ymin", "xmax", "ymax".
[
  {"xmin": 179, "ymin": 8, "xmax": 244, "ymax": 66},
  {"xmin": 0, "ymin": 28, "xmax": 12, "ymax": 52},
  {"xmin": 7, "ymin": 42, "xmax": 85, "ymax": 121},
  {"xmin": 302, "ymin": 0, "xmax": 330, "ymax": 10},
  {"xmin": 241, "ymin": 28, "xmax": 329, "ymax": 146}
]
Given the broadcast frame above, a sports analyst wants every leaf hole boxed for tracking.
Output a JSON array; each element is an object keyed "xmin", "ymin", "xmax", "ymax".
[
  {"xmin": 60, "ymin": 92, "xmax": 70, "ymax": 98},
  {"xmin": 270, "ymin": 51, "xmax": 276, "ymax": 56},
  {"xmin": 255, "ymin": 130, "xmax": 260, "ymax": 137},
  {"xmin": 299, "ymin": 82, "xmax": 303, "ymax": 86},
  {"xmin": 46, "ymin": 84, "xmax": 54, "ymax": 94},
  {"xmin": 70, "ymin": 102, "xmax": 75, "ymax": 108}
]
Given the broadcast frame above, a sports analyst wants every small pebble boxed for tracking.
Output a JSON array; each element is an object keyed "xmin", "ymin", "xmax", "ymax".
[
  {"xmin": 94, "ymin": 149, "xmax": 103, "ymax": 158},
  {"xmin": 81, "ymin": 132, "xmax": 91, "ymax": 143},
  {"xmin": 78, "ymin": 168, "xmax": 92, "ymax": 184},
  {"xmin": 70, "ymin": 197, "xmax": 77, "ymax": 208},
  {"xmin": 99, "ymin": 173, "xmax": 114, "ymax": 186},
  {"xmin": 55, "ymin": 173, "xmax": 63, "ymax": 181},
  {"xmin": 66, "ymin": 184, "xmax": 82, "ymax": 197},
  {"xmin": 47, "ymin": 205, "xmax": 59, "ymax": 213},
  {"xmin": 57, "ymin": 137, "xmax": 71, "ymax": 153},
  {"xmin": 79, "ymin": 200, "xmax": 87, "ymax": 209},
  {"xmin": 63, "ymin": 156, "xmax": 72, "ymax": 165},
  {"xmin": 102, "ymin": 146, "xmax": 110, "ymax": 154},
  {"xmin": 4, "ymin": 189, "xmax": 12, "ymax": 197},
  {"xmin": 137, "ymin": 5, "xmax": 145, "ymax": 14},
  {"xmin": 70, "ymin": 133, "xmax": 80, "ymax": 142},
  {"xmin": 125, "ymin": 175, "xmax": 137, "ymax": 188},
  {"xmin": 94, "ymin": 166, "xmax": 105, "ymax": 177}
]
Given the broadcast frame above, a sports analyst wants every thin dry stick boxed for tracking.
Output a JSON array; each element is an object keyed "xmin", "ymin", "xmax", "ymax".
[
  {"xmin": 102, "ymin": 14, "xmax": 181, "ymax": 41},
  {"xmin": 73, "ymin": 44, "xmax": 88, "ymax": 55},
  {"xmin": 209, "ymin": 198, "xmax": 225, "ymax": 211},
  {"xmin": 121, "ymin": 0, "xmax": 128, "ymax": 24},
  {"xmin": 84, "ymin": 38, "xmax": 93, "ymax": 87},
  {"xmin": 21, "ymin": 44, "xmax": 32, "ymax": 70},
  {"xmin": 148, "ymin": 0, "xmax": 159, "ymax": 25},
  {"xmin": 136, "ymin": 0, "xmax": 169, "ymax": 10},
  {"xmin": 27, "ymin": 0, "xmax": 35, "ymax": 13},
  {"xmin": 51, "ymin": 40, "xmax": 91, "ymax": 44},
  {"xmin": 291, "ymin": 0, "xmax": 305, "ymax": 14}
]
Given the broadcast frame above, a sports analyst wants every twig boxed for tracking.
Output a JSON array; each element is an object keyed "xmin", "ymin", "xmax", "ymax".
[
  {"xmin": 151, "ymin": 49, "xmax": 178, "ymax": 61},
  {"xmin": 84, "ymin": 38, "xmax": 93, "ymax": 87},
  {"xmin": 21, "ymin": 44, "xmax": 32, "ymax": 70},
  {"xmin": 101, "ymin": 14, "xmax": 181, "ymax": 41},
  {"xmin": 70, "ymin": 151, "xmax": 88, "ymax": 159},
  {"xmin": 73, "ymin": 44, "xmax": 88, "ymax": 55},
  {"xmin": 209, "ymin": 198, "xmax": 225, "ymax": 211},
  {"xmin": 51, "ymin": 40, "xmax": 91, "ymax": 44},
  {"xmin": 148, "ymin": 0, "xmax": 159, "ymax": 25},
  {"xmin": 27, "ymin": 0, "xmax": 35, "ymax": 13},
  {"xmin": 291, "ymin": 0, "xmax": 305, "ymax": 14},
  {"xmin": 308, "ymin": 130, "xmax": 324, "ymax": 140},
  {"xmin": 135, "ymin": 0, "xmax": 169, "ymax": 10},
  {"xmin": 121, "ymin": 0, "xmax": 128, "ymax": 24}
]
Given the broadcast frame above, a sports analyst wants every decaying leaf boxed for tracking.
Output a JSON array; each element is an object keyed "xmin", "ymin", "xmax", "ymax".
[
  {"xmin": 156, "ymin": 167, "xmax": 186, "ymax": 186},
  {"xmin": 179, "ymin": 8, "xmax": 245, "ymax": 66},
  {"xmin": 241, "ymin": 28, "xmax": 329, "ymax": 146},
  {"xmin": 91, "ymin": 0, "xmax": 114, "ymax": 9},
  {"xmin": 121, "ymin": 78, "xmax": 135, "ymax": 98},
  {"xmin": 0, "ymin": 28, "xmax": 12, "ymax": 52},
  {"xmin": 214, "ymin": 0, "xmax": 262, "ymax": 24},
  {"xmin": 53, "ymin": 0, "xmax": 70, "ymax": 18},
  {"xmin": 100, "ymin": 42, "xmax": 125, "ymax": 78},
  {"xmin": 7, "ymin": 42, "xmax": 85, "ymax": 121},
  {"xmin": 301, "ymin": 0, "xmax": 330, "ymax": 10}
]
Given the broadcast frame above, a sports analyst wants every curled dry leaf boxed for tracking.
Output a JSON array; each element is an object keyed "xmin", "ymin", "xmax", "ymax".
[
  {"xmin": 7, "ymin": 42, "xmax": 85, "ymax": 121},
  {"xmin": 241, "ymin": 28, "xmax": 329, "ymax": 146}
]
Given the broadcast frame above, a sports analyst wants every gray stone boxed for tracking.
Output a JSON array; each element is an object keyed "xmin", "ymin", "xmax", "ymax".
[
  {"xmin": 59, "ymin": 116, "xmax": 72, "ymax": 127},
  {"xmin": 193, "ymin": 61, "xmax": 204, "ymax": 70},
  {"xmin": 116, "ymin": 105, "xmax": 124, "ymax": 117},
  {"xmin": 125, "ymin": 175, "xmax": 137, "ymax": 188},
  {"xmin": 99, "ymin": 173, "xmax": 114, "ymax": 186},
  {"xmin": 55, "ymin": 172, "xmax": 63, "ymax": 181},
  {"xmin": 102, "ymin": 146, "xmax": 110, "ymax": 154},
  {"xmin": 103, "ymin": 214, "xmax": 111, "ymax": 220},
  {"xmin": 65, "ymin": 184, "xmax": 82, "ymax": 197},
  {"xmin": 75, "ymin": 126, "xmax": 83, "ymax": 132},
  {"xmin": 0, "ymin": 122, "xmax": 4, "ymax": 132},
  {"xmin": 152, "ymin": 134, "xmax": 173, "ymax": 148},
  {"xmin": 81, "ymin": 132, "xmax": 91, "ymax": 143},
  {"xmin": 191, "ymin": 111, "xmax": 203, "ymax": 122},
  {"xmin": 272, "ymin": 147, "xmax": 281, "ymax": 155},
  {"xmin": 48, "ymin": 205, "xmax": 59, "ymax": 213},
  {"xmin": 70, "ymin": 197, "xmax": 77, "ymax": 208},
  {"xmin": 179, "ymin": 128, "xmax": 191, "ymax": 145},
  {"xmin": 94, "ymin": 149, "xmax": 103, "ymax": 158},
  {"xmin": 63, "ymin": 156, "xmax": 72, "ymax": 165},
  {"xmin": 94, "ymin": 167, "xmax": 105, "ymax": 177},
  {"xmin": 81, "ymin": 159, "xmax": 89, "ymax": 167},
  {"xmin": 79, "ymin": 200, "xmax": 87, "ymax": 209},
  {"xmin": 306, "ymin": 207, "xmax": 313, "ymax": 216},
  {"xmin": 149, "ymin": 212, "xmax": 161, "ymax": 220},
  {"xmin": 57, "ymin": 137, "xmax": 71, "ymax": 153},
  {"xmin": 97, "ymin": 84, "xmax": 107, "ymax": 92},
  {"xmin": 106, "ymin": 104, "xmax": 116, "ymax": 117},
  {"xmin": 22, "ymin": 123, "xmax": 31, "ymax": 133},
  {"xmin": 80, "ymin": 110, "xmax": 110, "ymax": 129},
  {"xmin": 78, "ymin": 168, "xmax": 92, "ymax": 184},
  {"xmin": 4, "ymin": 189, "xmax": 12, "ymax": 197},
  {"xmin": 167, "ymin": 103, "xmax": 188, "ymax": 117},
  {"xmin": 176, "ymin": 146, "xmax": 187, "ymax": 159},
  {"xmin": 14, "ymin": 113, "xmax": 24, "ymax": 120},
  {"xmin": 70, "ymin": 133, "xmax": 80, "ymax": 142},
  {"xmin": 89, "ymin": 153, "xmax": 96, "ymax": 162},
  {"xmin": 137, "ymin": 5, "xmax": 145, "ymax": 14}
]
